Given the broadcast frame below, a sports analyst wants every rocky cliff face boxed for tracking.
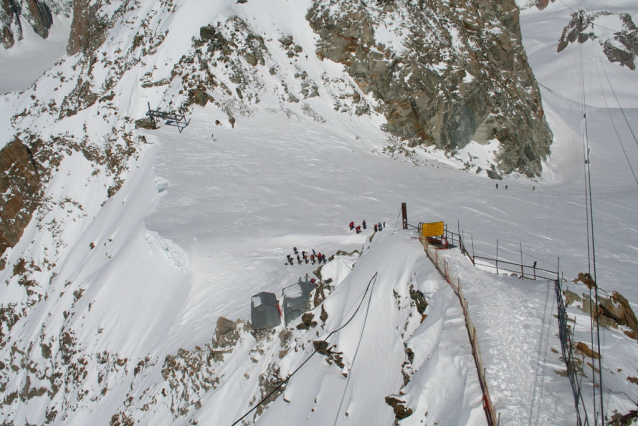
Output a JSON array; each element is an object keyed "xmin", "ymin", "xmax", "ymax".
[
  {"xmin": 307, "ymin": 0, "xmax": 553, "ymax": 177},
  {"xmin": 0, "ymin": 0, "xmax": 70, "ymax": 48},
  {"xmin": 558, "ymin": 10, "xmax": 638, "ymax": 71},
  {"xmin": 0, "ymin": 0, "xmax": 136, "ymax": 256},
  {"xmin": 0, "ymin": 139, "xmax": 40, "ymax": 266},
  {"xmin": 66, "ymin": 0, "xmax": 123, "ymax": 56}
]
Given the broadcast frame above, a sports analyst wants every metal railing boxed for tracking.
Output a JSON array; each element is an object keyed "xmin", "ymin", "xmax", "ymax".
[
  {"xmin": 555, "ymin": 279, "xmax": 590, "ymax": 426},
  {"xmin": 423, "ymin": 222, "xmax": 586, "ymax": 426},
  {"xmin": 442, "ymin": 226, "xmax": 559, "ymax": 282},
  {"xmin": 146, "ymin": 102, "xmax": 190, "ymax": 133}
]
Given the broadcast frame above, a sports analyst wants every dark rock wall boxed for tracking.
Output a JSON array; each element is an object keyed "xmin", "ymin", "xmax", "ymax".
[
  {"xmin": 558, "ymin": 10, "xmax": 638, "ymax": 71},
  {"xmin": 25, "ymin": 0, "xmax": 52, "ymax": 38},
  {"xmin": 534, "ymin": 0, "xmax": 555, "ymax": 11},
  {"xmin": 1, "ymin": 0, "xmax": 21, "ymax": 48},
  {"xmin": 308, "ymin": 0, "xmax": 553, "ymax": 177},
  {"xmin": 0, "ymin": 0, "xmax": 69, "ymax": 48},
  {"xmin": 66, "ymin": 0, "xmax": 107, "ymax": 56},
  {"xmin": 0, "ymin": 139, "xmax": 41, "ymax": 260}
]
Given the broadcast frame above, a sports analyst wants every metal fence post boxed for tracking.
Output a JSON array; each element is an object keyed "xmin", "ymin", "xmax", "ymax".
[
  {"xmin": 401, "ymin": 202, "xmax": 408, "ymax": 230},
  {"xmin": 496, "ymin": 239, "xmax": 499, "ymax": 274},
  {"xmin": 520, "ymin": 242, "xmax": 524, "ymax": 279},
  {"xmin": 471, "ymin": 236, "xmax": 475, "ymax": 264}
]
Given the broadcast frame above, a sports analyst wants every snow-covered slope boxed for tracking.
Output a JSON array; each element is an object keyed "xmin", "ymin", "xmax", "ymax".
[
  {"xmin": 0, "ymin": 14, "xmax": 71, "ymax": 94},
  {"xmin": 521, "ymin": 0, "xmax": 638, "ymax": 108},
  {"xmin": 0, "ymin": 0, "xmax": 637, "ymax": 425}
]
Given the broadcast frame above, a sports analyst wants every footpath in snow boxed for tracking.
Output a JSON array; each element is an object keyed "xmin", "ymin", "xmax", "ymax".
[{"xmin": 438, "ymin": 248, "xmax": 574, "ymax": 425}]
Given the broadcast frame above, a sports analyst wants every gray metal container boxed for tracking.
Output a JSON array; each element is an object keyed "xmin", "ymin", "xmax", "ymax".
[
  {"xmin": 251, "ymin": 292, "xmax": 281, "ymax": 329},
  {"xmin": 283, "ymin": 280, "xmax": 316, "ymax": 325}
]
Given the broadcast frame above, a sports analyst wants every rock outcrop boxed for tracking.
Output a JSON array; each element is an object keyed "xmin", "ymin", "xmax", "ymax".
[
  {"xmin": 0, "ymin": 138, "xmax": 41, "ymax": 261},
  {"xmin": 568, "ymin": 276, "xmax": 638, "ymax": 339},
  {"xmin": 66, "ymin": 0, "xmax": 109, "ymax": 56},
  {"xmin": 307, "ymin": 0, "xmax": 553, "ymax": 176},
  {"xmin": 213, "ymin": 317, "xmax": 239, "ymax": 348},
  {"xmin": 599, "ymin": 291, "xmax": 638, "ymax": 335},
  {"xmin": 575, "ymin": 341, "xmax": 601, "ymax": 360},
  {"xmin": 533, "ymin": 0, "xmax": 555, "ymax": 11},
  {"xmin": 1, "ymin": 0, "xmax": 71, "ymax": 49},
  {"xmin": 558, "ymin": 10, "xmax": 638, "ymax": 71},
  {"xmin": 385, "ymin": 394, "xmax": 413, "ymax": 420}
]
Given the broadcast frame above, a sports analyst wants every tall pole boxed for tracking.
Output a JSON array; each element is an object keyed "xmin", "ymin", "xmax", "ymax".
[
  {"xmin": 471, "ymin": 236, "xmax": 475, "ymax": 264},
  {"xmin": 557, "ymin": 257, "xmax": 560, "ymax": 282},
  {"xmin": 496, "ymin": 239, "xmax": 499, "ymax": 274},
  {"xmin": 148, "ymin": 102, "xmax": 155, "ymax": 126},
  {"xmin": 461, "ymin": 230, "xmax": 465, "ymax": 253},
  {"xmin": 401, "ymin": 202, "xmax": 408, "ymax": 230},
  {"xmin": 520, "ymin": 242, "xmax": 524, "ymax": 279}
]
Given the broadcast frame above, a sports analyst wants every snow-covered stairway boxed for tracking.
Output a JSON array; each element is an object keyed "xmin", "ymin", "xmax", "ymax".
[{"xmin": 420, "ymin": 238, "xmax": 499, "ymax": 425}]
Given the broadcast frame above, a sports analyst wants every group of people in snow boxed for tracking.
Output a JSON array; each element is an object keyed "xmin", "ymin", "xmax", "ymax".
[
  {"xmin": 287, "ymin": 247, "xmax": 327, "ymax": 265},
  {"xmin": 349, "ymin": 220, "xmax": 385, "ymax": 233}
]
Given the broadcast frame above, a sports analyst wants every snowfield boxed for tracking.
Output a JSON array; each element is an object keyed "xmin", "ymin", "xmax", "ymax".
[
  {"xmin": 0, "ymin": 0, "xmax": 637, "ymax": 425},
  {"xmin": 0, "ymin": 15, "xmax": 71, "ymax": 95}
]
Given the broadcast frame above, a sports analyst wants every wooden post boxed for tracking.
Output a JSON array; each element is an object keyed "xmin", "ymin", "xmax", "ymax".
[
  {"xmin": 401, "ymin": 202, "xmax": 408, "ymax": 230},
  {"xmin": 520, "ymin": 242, "xmax": 524, "ymax": 279},
  {"xmin": 496, "ymin": 239, "xmax": 499, "ymax": 274},
  {"xmin": 147, "ymin": 102, "xmax": 156, "ymax": 126},
  {"xmin": 471, "ymin": 235, "xmax": 475, "ymax": 265}
]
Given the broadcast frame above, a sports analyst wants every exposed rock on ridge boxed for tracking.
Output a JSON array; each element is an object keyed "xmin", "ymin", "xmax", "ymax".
[
  {"xmin": 307, "ymin": 0, "xmax": 553, "ymax": 176},
  {"xmin": 558, "ymin": 10, "xmax": 638, "ymax": 71},
  {"xmin": 1, "ymin": 0, "xmax": 71, "ymax": 49},
  {"xmin": 0, "ymin": 139, "xmax": 40, "ymax": 261},
  {"xmin": 66, "ymin": 0, "xmax": 111, "ymax": 56}
]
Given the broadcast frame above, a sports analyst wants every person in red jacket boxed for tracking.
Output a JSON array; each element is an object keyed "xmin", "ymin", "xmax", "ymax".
[{"xmin": 349, "ymin": 221, "xmax": 355, "ymax": 230}]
